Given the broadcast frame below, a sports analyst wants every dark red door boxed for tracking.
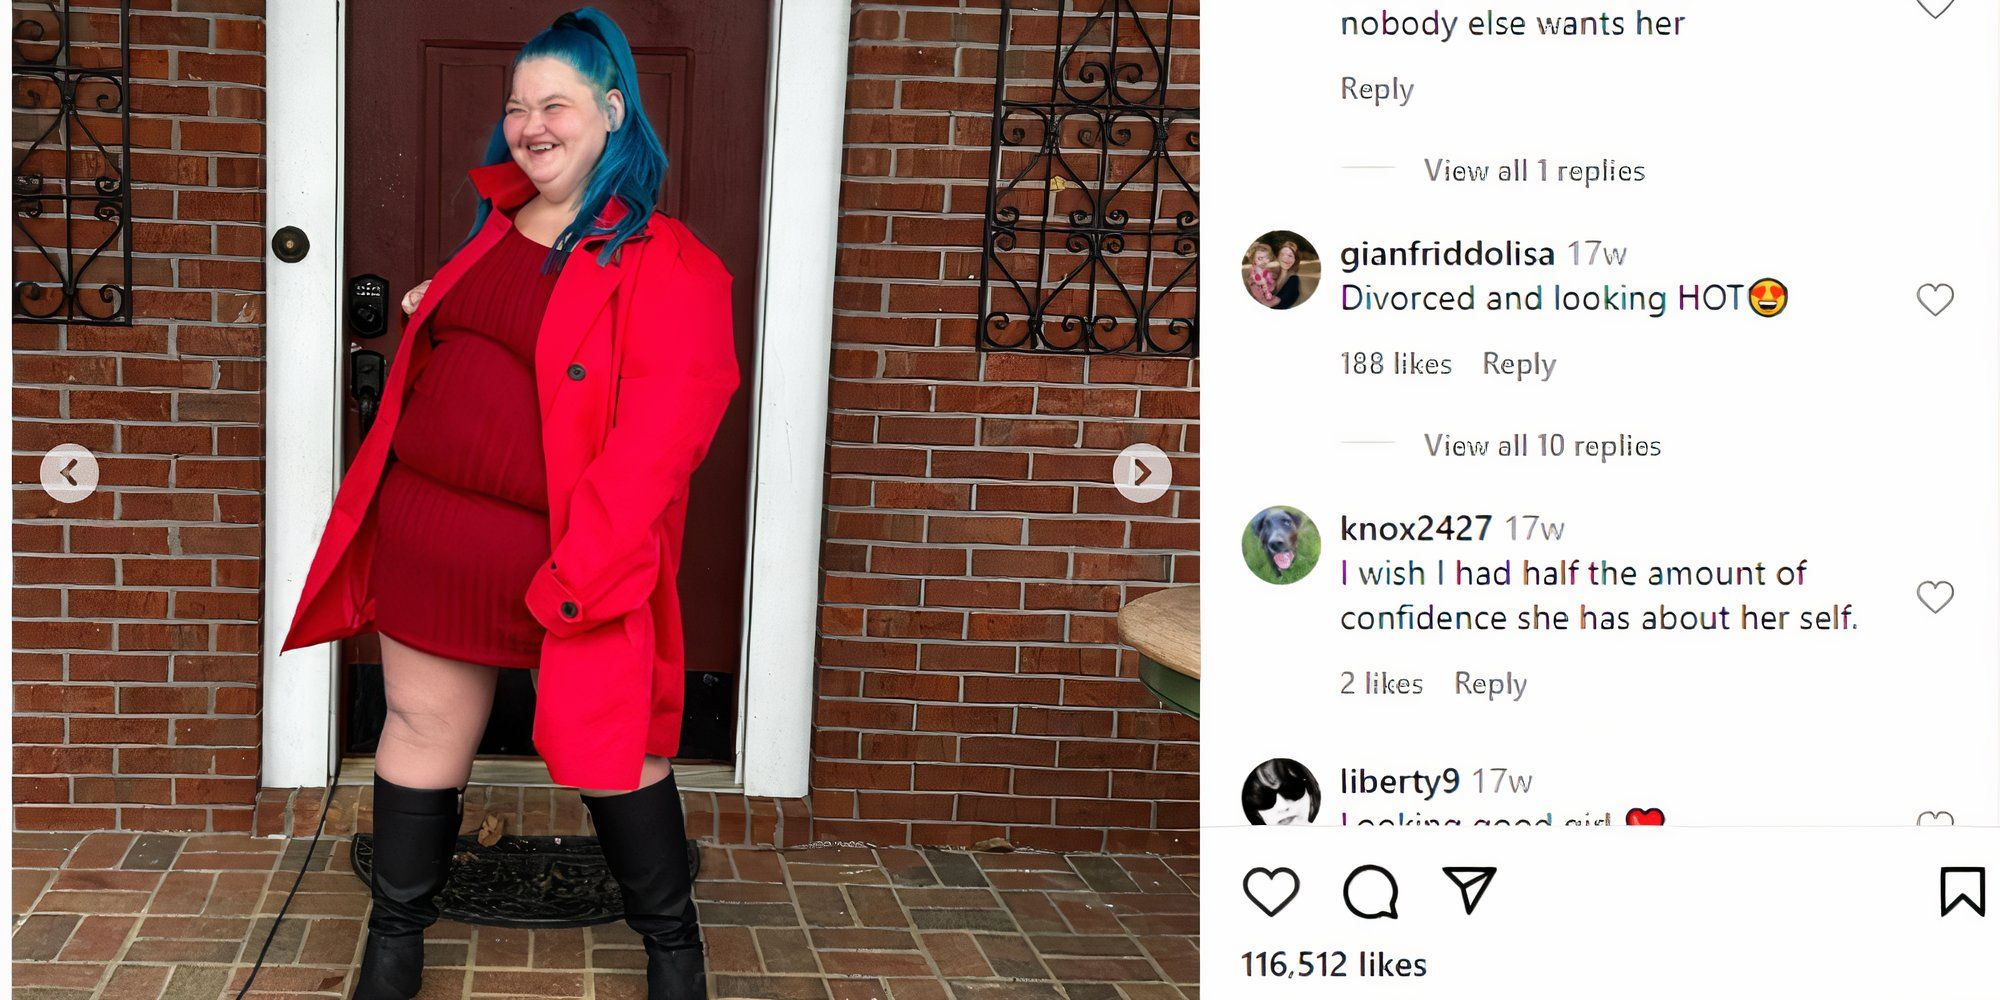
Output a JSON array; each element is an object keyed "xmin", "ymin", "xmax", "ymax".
[{"xmin": 339, "ymin": 1, "xmax": 768, "ymax": 762}]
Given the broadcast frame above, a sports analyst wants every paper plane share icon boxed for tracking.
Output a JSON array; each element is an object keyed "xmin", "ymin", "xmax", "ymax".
[{"xmin": 1443, "ymin": 867, "xmax": 1496, "ymax": 915}]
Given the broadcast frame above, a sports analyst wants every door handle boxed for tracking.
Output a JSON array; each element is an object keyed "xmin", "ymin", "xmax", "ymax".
[{"xmin": 349, "ymin": 347, "xmax": 385, "ymax": 437}]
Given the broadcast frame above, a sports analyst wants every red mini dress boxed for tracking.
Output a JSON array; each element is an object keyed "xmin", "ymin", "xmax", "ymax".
[{"xmin": 370, "ymin": 219, "xmax": 562, "ymax": 669}]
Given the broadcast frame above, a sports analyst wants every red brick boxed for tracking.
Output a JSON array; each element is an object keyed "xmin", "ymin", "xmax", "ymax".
[
  {"xmin": 869, "ymin": 546, "xmax": 968, "ymax": 576},
  {"xmin": 968, "ymin": 549, "xmax": 1068, "ymax": 579},
  {"xmin": 71, "ymin": 718, "xmax": 170, "ymax": 745},
  {"xmin": 14, "ymin": 557, "xmax": 116, "ymax": 586},
  {"xmin": 861, "ymin": 732, "xmax": 959, "ymax": 762},
  {"xmin": 958, "ymin": 794, "xmax": 1052, "ymax": 825},
  {"xmin": 1087, "ymin": 355, "xmax": 1191, "ymax": 387},
  {"xmin": 962, "ymin": 676, "xmax": 1060, "ymax": 704},
  {"xmin": 1080, "ymin": 420, "xmax": 1182, "ymax": 451},
  {"xmin": 851, "ymin": 8, "xmax": 901, "ymax": 41},
  {"xmin": 850, "ymin": 44, "xmax": 957, "ymax": 76},
  {"xmin": 935, "ymin": 385, "xmax": 1032, "ymax": 414},
  {"xmin": 1058, "ymin": 740, "xmax": 1156, "ymax": 770},
  {"xmin": 980, "ymin": 419, "xmax": 1079, "ymax": 448},
  {"xmin": 1035, "ymin": 387, "xmax": 1138, "ymax": 417},
  {"xmin": 1027, "ymin": 519, "xmax": 1126, "ymax": 548},
  {"xmin": 171, "ymin": 718, "xmax": 258, "ymax": 746},
  {"xmin": 920, "ymin": 644, "xmax": 1019, "ymax": 673},
  {"xmin": 877, "ymin": 416, "xmax": 975, "ymax": 445},
  {"xmin": 863, "ymin": 671, "xmax": 961, "ymax": 702},
  {"xmin": 973, "ymin": 484, "xmax": 1072, "ymax": 514},
  {"xmin": 131, "ymin": 83, "xmax": 210, "ymax": 115},
  {"xmin": 881, "ymin": 349, "xmax": 979, "ymax": 381},
  {"xmin": 930, "ymin": 449, "xmax": 1028, "ymax": 480},
  {"xmin": 14, "ymin": 684, "xmax": 117, "ymax": 714},
  {"xmin": 825, "ymin": 511, "xmax": 926, "ymax": 542},
  {"xmin": 834, "ymin": 315, "xmax": 938, "ymax": 346},
  {"xmin": 923, "ymin": 579, "xmax": 1020, "ymax": 609},
  {"xmin": 817, "ymin": 698, "xmax": 916, "ymax": 732},
  {"xmin": 925, "ymin": 516, "xmax": 1022, "ymax": 544},
  {"xmin": 1062, "ymin": 678, "xmax": 1163, "ymax": 709},
  {"xmin": 173, "ymin": 777, "xmax": 256, "ymax": 805},
  {"xmin": 824, "ymin": 574, "xmax": 923, "ymax": 606},
  {"xmin": 873, "ymin": 482, "xmax": 971, "ymax": 510},
  {"xmin": 820, "ymin": 639, "xmax": 919, "ymax": 671},
  {"xmin": 1023, "ymin": 583, "xmax": 1121, "ymax": 612},
  {"xmin": 130, "ymin": 14, "xmax": 210, "ymax": 45},
  {"xmin": 1016, "ymin": 767, "xmax": 1106, "ymax": 798},
  {"xmin": 965, "ymin": 613, "xmax": 1065, "ymax": 642},
  {"xmin": 863, "ymin": 609, "xmax": 966, "ymax": 640},
  {"xmin": 912, "ymin": 764, "xmax": 1010, "ymax": 794},
  {"xmin": 1026, "ymin": 454, "xmax": 1116, "ymax": 485},
  {"xmin": 213, "ymin": 19, "xmax": 263, "ymax": 52},
  {"xmin": 815, "ymin": 761, "xmax": 914, "ymax": 791},
  {"xmin": 178, "ymin": 52, "xmax": 262, "ymax": 86},
  {"xmin": 1055, "ymin": 799, "xmax": 1153, "ymax": 828},
  {"xmin": 1016, "ymin": 707, "xmax": 1115, "ymax": 738},
  {"xmin": 915, "ymin": 704, "xmax": 1013, "ymax": 735},
  {"xmin": 1073, "ymin": 552, "xmax": 1171, "ymax": 581},
  {"xmin": 1116, "ymin": 710, "xmax": 1198, "ymax": 742},
  {"xmin": 828, "ymin": 445, "xmax": 927, "ymax": 477}
]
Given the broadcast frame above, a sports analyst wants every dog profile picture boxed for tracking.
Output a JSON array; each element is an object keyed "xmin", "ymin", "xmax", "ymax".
[
  {"xmin": 1242, "ymin": 758, "xmax": 1321, "ymax": 826},
  {"xmin": 1241, "ymin": 231, "xmax": 1321, "ymax": 310},
  {"xmin": 1241, "ymin": 506, "xmax": 1319, "ymax": 584}
]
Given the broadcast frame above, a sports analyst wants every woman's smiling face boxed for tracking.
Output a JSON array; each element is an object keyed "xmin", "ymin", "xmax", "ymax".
[{"xmin": 504, "ymin": 57, "xmax": 623, "ymax": 203}]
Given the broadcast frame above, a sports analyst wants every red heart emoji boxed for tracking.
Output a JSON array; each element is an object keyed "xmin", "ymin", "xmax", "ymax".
[{"xmin": 1625, "ymin": 807, "xmax": 1665, "ymax": 826}]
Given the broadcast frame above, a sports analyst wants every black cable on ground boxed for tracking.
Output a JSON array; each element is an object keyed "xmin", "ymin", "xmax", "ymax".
[{"xmin": 237, "ymin": 764, "xmax": 340, "ymax": 992}]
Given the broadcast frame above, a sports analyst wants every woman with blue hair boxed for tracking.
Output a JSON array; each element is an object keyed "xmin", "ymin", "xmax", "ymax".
[{"xmin": 281, "ymin": 8, "xmax": 736, "ymax": 999}]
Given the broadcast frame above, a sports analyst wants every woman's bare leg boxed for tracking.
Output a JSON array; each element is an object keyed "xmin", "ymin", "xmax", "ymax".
[
  {"xmin": 530, "ymin": 667, "xmax": 673, "ymax": 796},
  {"xmin": 375, "ymin": 632, "xmax": 500, "ymax": 789}
]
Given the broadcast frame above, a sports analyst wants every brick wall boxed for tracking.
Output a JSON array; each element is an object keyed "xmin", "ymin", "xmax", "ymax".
[
  {"xmin": 14, "ymin": 0, "xmax": 267, "ymax": 833},
  {"xmin": 807, "ymin": 2, "xmax": 1200, "ymax": 854}
]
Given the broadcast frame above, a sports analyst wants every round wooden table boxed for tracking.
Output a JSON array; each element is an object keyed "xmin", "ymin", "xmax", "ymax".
[{"xmin": 1116, "ymin": 585, "xmax": 1199, "ymax": 719}]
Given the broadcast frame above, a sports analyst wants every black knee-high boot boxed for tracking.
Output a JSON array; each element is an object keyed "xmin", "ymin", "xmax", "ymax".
[
  {"xmin": 353, "ymin": 773, "xmax": 465, "ymax": 1000},
  {"xmin": 581, "ymin": 771, "xmax": 706, "ymax": 1000}
]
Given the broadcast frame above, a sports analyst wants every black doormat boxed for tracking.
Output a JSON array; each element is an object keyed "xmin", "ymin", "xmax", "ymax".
[{"xmin": 350, "ymin": 833, "xmax": 700, "ymax": 929}]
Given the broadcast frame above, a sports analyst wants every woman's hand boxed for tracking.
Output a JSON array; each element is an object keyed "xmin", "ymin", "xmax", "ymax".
[{"xmin": 401, "ymin": 279, "xmax": 433, "ymax": 316}]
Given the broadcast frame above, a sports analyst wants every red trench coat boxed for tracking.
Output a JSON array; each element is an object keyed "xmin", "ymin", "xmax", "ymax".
[{"xmin": 279, "ymin": 157, "xmax": 740, "ymax": 791}]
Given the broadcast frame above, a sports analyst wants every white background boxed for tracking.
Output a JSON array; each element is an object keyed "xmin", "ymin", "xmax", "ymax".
[{"xmin": 1203, "ymin": 1, "xmax": 2000, "ymax": 991}]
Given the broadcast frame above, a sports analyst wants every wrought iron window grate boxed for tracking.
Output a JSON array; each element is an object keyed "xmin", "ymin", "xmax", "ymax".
[
  {"xmin": 14, "ymin": 0, "xmax": 134, "ymax": 326},
  {"xmin": 979, "ymin": 0, "xmax": 1198, "ymax": 355}
]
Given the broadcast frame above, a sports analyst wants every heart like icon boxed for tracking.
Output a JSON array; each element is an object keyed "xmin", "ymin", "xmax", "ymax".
[
  {"xmin": 1918, "ymin": 283, "xmax": 1955, "ymax": 316},
  {"xmin": 1917, "ymin": 810, "xmax": 1956, "ymax": 826},
  {"xmin": 1916, "ymin": 0, "xmax": 1955, "ymax": 18},
  {"xmin": 1243, "ymin": 866, "xmax": 1300, "ymax": 917},
  {"xmin": 1917, "ymin": 580, "xmax": 1954, "ymax": 614},
  {"xmin": 1625, "ymin": 807, "xmax": 1665, "ymax": 826}
]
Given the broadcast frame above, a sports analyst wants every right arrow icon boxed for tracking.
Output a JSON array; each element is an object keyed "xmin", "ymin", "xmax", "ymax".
[{"xmin": 1443, "ymin": 867, "xmax": 1496, "ymax": 916}]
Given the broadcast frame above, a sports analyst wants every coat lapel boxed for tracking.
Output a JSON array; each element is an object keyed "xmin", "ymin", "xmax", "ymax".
[
  {"xmin": 534, "ymin": 231, "xmax": 624, "ymax": 418},
  {"xmin": 467, "ymin": 158, "xmax": 648, "ymax": 419}
]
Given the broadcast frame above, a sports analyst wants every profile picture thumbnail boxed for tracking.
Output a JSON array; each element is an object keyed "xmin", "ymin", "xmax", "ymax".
[
  {"xmin": 1241, "ymin": 231, "xmax": 1320, "ymax": 310},
  {"xmin": 1241, "ymin": 505, "xmax": 1319, "ymax": 584},
  {"xmin": 1242, "ymin": 758, "xmax": 1322, "ymax": 826}
]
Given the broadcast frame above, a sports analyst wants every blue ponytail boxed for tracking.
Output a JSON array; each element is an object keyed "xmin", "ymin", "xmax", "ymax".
[{"xmin": 450, "ymin": 6, "xmax": 666, "ymax": 274}]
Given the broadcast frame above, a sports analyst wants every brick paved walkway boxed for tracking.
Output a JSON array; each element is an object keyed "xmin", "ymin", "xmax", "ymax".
[{"xmin": 13, "ymin": 787, "xmax": 1199, "ymax": 999}]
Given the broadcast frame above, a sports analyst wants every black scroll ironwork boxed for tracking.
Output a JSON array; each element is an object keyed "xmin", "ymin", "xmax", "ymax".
[
  {"xmin": 979, "ymin": 0, "xmax": 1198, "ymax": 354},
  {"xmin": 14, "ymin": 0, "xmax": 134, "ymax": 326}
]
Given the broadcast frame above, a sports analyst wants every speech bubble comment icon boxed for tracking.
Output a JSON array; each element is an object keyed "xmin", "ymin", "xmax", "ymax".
[{"xmin": 1343, "ymin": 865, "xmax": 1399, "ymax": 920}]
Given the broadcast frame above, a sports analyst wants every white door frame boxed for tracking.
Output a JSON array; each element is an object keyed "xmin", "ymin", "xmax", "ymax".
[{"xmin": 261, "ymin": 0, "xmax": 842, "ymax": 799}]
